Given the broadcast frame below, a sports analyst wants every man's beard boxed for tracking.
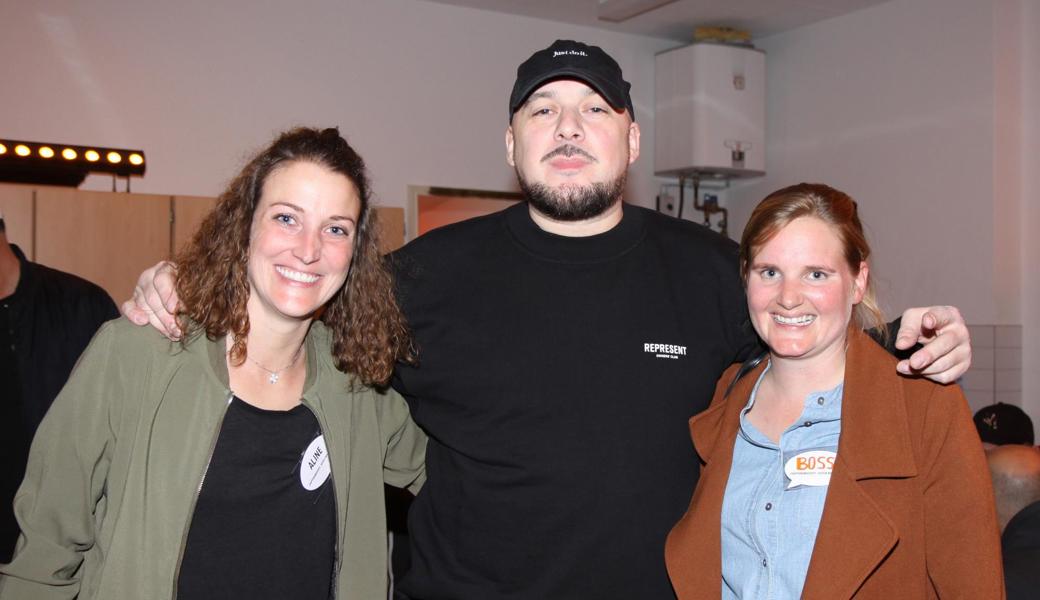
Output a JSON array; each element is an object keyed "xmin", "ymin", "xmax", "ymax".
[{"xmin": 517, "ymin": 170, "xmax": 627, "ymax": 221}]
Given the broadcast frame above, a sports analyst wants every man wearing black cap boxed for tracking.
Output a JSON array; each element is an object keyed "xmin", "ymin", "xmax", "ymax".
[
  {"xmin": 975, "ymin": 402, "xmax": 1035, "ymax": 449},
  {"xmin": 124, "ymin": 40, "xmax": 974, "ymax": 599},
  {"xmin": 386, "ymin": 40, "xmax": 973, "ymax": 599}
]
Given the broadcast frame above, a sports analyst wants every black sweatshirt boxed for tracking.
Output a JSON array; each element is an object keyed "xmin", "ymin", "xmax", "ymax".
[{"xmin": 392, "ymin": 202, "xmax": 757, "ymax": 599}]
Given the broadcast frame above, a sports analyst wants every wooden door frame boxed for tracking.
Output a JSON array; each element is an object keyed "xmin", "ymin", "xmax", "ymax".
[{"xmin": 407, "ymin": 185, "xmax": 523, "ymax": 243}]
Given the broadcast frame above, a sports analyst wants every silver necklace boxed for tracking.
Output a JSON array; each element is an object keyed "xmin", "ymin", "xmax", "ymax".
[{"xmin": 247, "ymin": 344, "xmax": 304, "ymax": 384}]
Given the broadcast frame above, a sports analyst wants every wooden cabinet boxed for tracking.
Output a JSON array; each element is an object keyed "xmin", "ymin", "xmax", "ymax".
[
  {"xmin": 35, "ymin": 188, "xmax": 171, "ymax": 302},
  {"xmin": 0, "ymin": 183, "xmax": 405, "ymax": 302},
  {"xmin": 0, "ymin": 184, "xmax": 36, "ymax": 256},
  {"xmin": 172, "ymin": 195, "xmax": 218, "ymax": 255}
]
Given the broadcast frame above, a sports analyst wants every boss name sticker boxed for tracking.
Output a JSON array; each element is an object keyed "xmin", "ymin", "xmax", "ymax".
[{"xmin": 784, "ymin": 449, "xmax": 836, "ymax": 489}]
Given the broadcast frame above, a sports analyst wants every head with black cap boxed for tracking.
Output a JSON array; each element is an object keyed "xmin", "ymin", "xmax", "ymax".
[{"xmin": 505, "ymin": 40, "xmax": 640, "ymax": 228}]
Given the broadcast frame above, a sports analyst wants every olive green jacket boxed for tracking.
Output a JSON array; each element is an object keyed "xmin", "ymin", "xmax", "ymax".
[{"xmin": 0, "ymin": 319, "xmax": 425, "ymax": 599}]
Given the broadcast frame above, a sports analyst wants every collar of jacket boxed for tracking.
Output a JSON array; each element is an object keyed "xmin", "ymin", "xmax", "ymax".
[
  {"xmin": 199, "ymin": 320, "xmax": 331, "ymax": 397},
  {"xmin": 669, "ymin": 327, "xmax": 919, "ymax": 599}
]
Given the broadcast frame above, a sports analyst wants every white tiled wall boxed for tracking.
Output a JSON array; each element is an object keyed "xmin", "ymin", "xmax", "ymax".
[{"xmin": 962, "ymin": 325, "xmax": 1023, "ymax": 414}]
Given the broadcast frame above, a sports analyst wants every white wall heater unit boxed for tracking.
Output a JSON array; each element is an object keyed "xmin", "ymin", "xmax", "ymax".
[{"xmin": 654, "ymin": 42, "xmax": 766, "ymax": 179}]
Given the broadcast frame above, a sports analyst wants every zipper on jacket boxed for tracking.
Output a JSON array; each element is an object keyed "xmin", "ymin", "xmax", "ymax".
[
  {"xmin": 300, "ymin": 401, "xmax": 343, "ymax": 600},
  {"xmin": 170, "ymin": 392, "xmax": 234, "ymax": 599}
]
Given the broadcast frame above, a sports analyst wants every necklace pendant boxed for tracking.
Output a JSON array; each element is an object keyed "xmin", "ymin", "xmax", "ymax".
[{"xmin": 268, "ymin": 372, "xmax": 279, "ymax": 384}]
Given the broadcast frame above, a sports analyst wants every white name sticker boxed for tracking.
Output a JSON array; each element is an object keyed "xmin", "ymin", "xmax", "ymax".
[
  {"xmin": 784, "ymin": 450, "xmax": 836, "ymax": 489},
  {"xmin": 300, "ymin": 435, "xmax": 331, "ymax": 491}
]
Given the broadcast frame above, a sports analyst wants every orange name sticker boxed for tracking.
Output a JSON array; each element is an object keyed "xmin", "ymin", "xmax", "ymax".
[{"xmin": 784, "ymin": 450, "xmax": 836, "ymax": 489}]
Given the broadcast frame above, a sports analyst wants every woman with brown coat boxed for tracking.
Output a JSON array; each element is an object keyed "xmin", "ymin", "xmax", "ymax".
[{"xmin": 665, "ymin": 184, "xmax": 1003, "ymax": 599}]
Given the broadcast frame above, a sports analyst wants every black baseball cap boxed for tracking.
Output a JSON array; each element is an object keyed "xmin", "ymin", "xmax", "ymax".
[
  {"xmin": 509, "ymin": 40, "xmax": 635, "ymax": 122},
  {"xmin": 974, "ymin": 403, "xmax": 1035, "ymax": 446}
]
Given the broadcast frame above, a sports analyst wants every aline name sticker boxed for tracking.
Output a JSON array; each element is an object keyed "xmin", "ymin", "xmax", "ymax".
[
  {"xmin": 300, "ymin": 435, "xmax": 331, "ymax": 491},
  {"xmin": 784, "ymin": 450, "xmax": 836, "ymax": 489}
]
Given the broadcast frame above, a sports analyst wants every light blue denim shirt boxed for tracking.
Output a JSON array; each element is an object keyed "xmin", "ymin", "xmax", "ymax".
[{"xmin": 720, "ymin": 365, "xmax": 843, "ymax": 599}]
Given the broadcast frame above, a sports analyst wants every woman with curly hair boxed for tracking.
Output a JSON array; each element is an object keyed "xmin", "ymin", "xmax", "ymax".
[{"xmin": 0, "ymin": 128, "xmax": 425, "ymax": 600}]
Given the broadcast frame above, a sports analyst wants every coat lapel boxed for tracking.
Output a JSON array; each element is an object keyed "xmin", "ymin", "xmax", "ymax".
[
  {"xmin": 666, "ymin": 361, "xmax": 766, "ymax": 599},
  {"xmin": 801, "ymin": 329, "xmax": 917, "ymax": 599},
  {"xmin": 691, "ymin": 360, "xmax": 766, "ymax": 465},
  {"xmin": 800, "ymin": 455, "xmax": 898, "ymax": 599}
]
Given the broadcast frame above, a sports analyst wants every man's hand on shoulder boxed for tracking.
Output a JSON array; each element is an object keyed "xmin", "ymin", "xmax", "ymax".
[
  {"xmin": 120, "ymin": 261, "xmax": 182, "ymax": 340},
  {"xmin": 895, "ymin": 305, "xmax": 971, "ymax": 384}
]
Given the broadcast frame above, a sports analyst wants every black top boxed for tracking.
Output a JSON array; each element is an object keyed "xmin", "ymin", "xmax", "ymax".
[
  {"xmin": 1002, "ymin": 499, "xmax": 1040, "ymax": 600},
  {"xmin": 391, "ymin": 202, "xmax": 757, "ymax": 599},
  {"xmin": 0, "ymin": 245, "xmax": 117, "ymax": 562},
  {"xmin": 177, "ymin": 397, "xmax": 337, "ymax": 600}
]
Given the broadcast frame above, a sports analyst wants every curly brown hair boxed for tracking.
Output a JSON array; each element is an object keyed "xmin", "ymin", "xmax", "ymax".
[{"xmin": 174, "ymin": 127, "xmax": 413, "ymax": 386}]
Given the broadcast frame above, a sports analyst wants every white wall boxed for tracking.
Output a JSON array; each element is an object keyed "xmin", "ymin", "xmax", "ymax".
[
  {"xmin": 727, "ymin": 0, "xmax": 996, "ymax": 319},
  {"xmin": 1020, "ymin": 0, "xmax": 1040, "ymax": 424},
  {"xmin": 0, "ymin": 0, "xmax": 673, "ymax": 232}
]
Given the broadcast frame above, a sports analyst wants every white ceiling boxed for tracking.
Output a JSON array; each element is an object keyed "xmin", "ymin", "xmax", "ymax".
[{"xmin": 420, "ymin": 0, "xmax": 893, "ymax": 42}]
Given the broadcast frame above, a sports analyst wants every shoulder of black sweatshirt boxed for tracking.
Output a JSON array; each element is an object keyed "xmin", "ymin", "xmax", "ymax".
[{"xmin": 391, "ymin": 201, "xmax": 754, "ymax": 345}]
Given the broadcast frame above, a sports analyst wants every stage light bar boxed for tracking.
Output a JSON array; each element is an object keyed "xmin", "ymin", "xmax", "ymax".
[{"xmin": 0, "ymin": 138, "xmax": 146, "ymax": 187}]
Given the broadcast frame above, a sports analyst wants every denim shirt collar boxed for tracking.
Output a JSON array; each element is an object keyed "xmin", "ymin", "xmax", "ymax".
[
  {"xmin": 693, "ymin": 329, "xmax": 917, "ymax": 481},
  {"xmin": 736, "ymin": 362, "xmax": 844, "ymax": 450}
]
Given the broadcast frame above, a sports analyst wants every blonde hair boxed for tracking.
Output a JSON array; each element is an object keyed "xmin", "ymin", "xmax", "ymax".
[{"xmin": 739, "ymin": 183, "xmax": 886, "ymax": 342}]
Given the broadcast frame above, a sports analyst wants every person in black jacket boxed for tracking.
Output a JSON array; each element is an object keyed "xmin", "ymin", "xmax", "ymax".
[
  {"xmin": 988, "ymin": 443, "xmax": 1040, "ymax": 600},
  {"xmin": 0, "ymin": 214, "xmax": 118, "ymax": 561}
]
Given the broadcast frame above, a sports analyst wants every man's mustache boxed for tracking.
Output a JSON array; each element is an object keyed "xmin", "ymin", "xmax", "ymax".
[{"xmin": 541, "ymin": 145, "xmax": 597, "ymax": 163}]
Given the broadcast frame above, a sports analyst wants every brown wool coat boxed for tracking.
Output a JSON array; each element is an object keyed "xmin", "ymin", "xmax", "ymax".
[{"xmin": 665, "ymin": 329, "xmax": 1004, "ymax": 599}]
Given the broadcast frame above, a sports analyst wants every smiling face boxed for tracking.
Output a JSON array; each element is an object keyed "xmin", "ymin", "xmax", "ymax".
[
  {"xmin": 505, "ymin": 79, "xmax": 640, "ymax": 221},
  {"xmin": 746, "ymin": 216, "xmax": 868, "ymax": 364},
  {"xmin": 246, "ymin": 160, "xmax": 361, "ymax": 328}
]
